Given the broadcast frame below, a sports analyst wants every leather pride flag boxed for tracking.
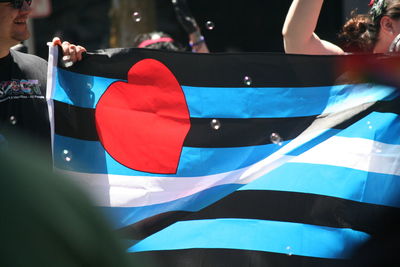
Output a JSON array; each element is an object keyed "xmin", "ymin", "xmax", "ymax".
[{"xmin": 47, "ymin": 46, "xmax": 400, "ymax": 266}]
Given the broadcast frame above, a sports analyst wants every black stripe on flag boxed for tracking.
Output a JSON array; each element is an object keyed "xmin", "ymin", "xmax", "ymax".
[
  {"xmin": 61, "ymin": 48, "xmax": 400, "ymax": 89},
  {"xmin": 54, "ymin": 101, "xmax": 99, "ymax": 141},
  {"xmin": 53, "ymin": 100, "xmax": 317, "ymax": 147},
  {"xmin": 62, "ymin": 48, "xmax": 344, "ymax": 87},
  {"xmin": 133, "ymin": 248, "xmax": 349, "ymax": 267},
  {"xmin": 117, "ymin": 191, "xmax": 400, "ymax": 241},
  {"xmin": 54, "ymin": 99, "xmax": 400, "ymax": 147}
]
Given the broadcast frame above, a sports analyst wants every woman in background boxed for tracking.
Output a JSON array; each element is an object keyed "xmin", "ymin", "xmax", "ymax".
[{"xmin": 282, "ymin": 0, "xmax": 400, "ymax": 54}]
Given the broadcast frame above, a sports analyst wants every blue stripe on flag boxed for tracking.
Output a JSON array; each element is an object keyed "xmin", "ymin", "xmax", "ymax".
[
  {"xmin": 54, "ymin": 68, "xmax": 397, "ymax": 118},
  {"xmin": 54, "ymin": 108, "xmax": 399, "ymax": 177},
  {"xmin": 53, "ymin": 134, "xmax": 285, "ymax": 177},
  {"xmin": 335, "ymin": 112, "xmax": 400, "ymax": 145},
  {"xmin": 321, "ymin": 83, "xmax": 398, "ymax": 115},
  {"xmin": 286, "ymin": 112, "xmax": 400, "ymax": 156},
  {"xmin": 240, "ymin": 163, "xmax": 400, "ymax": 208},
  {"xmin": 54, "ymin": 68, "xmax": 117, "ymax": 108},
  {"xmin": 184, "ymin": 84, "xmax": 397, "ymax": 118},
  {"xmin": 128, "ymin": 219, "xmax": 369, "ymax": 259},
  {"xmin": 99, "ymin": 184, "xmax": 242, "ymax": 228},
  {"xmin": 183, "ymin": 85, "xmax": 333, "ymax": 118}
]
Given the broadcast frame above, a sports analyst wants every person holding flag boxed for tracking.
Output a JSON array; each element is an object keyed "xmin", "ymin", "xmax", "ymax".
[
  {"xmin": 0, "ymin": 0, "xmax": 86, "ymax": 156},
  {"xmin": 282, "ymin": 0, "xmax": 400, "ymax": 54}
]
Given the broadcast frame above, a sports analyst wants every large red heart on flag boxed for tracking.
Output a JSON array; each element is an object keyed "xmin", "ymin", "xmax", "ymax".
[{"xmin": 95, "ymin": 59, "xmax": 191, "ymax": 174}]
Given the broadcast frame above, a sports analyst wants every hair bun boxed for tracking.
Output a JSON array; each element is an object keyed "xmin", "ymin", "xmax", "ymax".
[{"xmin": 338, "ymin": 14, "xmax": 374, "ymax": 52}]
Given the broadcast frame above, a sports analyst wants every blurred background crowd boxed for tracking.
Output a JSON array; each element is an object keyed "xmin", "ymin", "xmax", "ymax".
[{"xmin": 29, "ymin": 0, "xmax": 368, "ymax": 59}]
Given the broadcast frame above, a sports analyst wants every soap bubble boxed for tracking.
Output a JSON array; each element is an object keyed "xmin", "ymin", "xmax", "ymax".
[
  {"xmin": 9, "ymin": 116, "xmax": 17, "ymax": 125},
  {"xmin": 270, "ymin": 133, "xmax": 283, "ymax": 145},
  {"xmin": 210, "ymin": 119, "xmax": 221, "ymax": 130},
  {"xmin": 286, "ymin": 246, "xmax": 293, "ymax": 256},
  {"xmin": 244, "ymin": 76, "xmax": 252, "ymax": 86},
  {"xmin": 205, "ymin": 21, "xmax": 215, "ymax": 30},
  {"xmin": 62, "ymin": 149, "xmax": 73, "ymax": 162},
  {"xmin": 132, "ymin": 12, "xmax": 142, "ymax": 22}
]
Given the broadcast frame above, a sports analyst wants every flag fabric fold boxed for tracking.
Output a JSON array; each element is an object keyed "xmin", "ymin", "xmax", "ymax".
[{"xmin": 47, "ymin": 46, "xmax": 400, "ymax": 266}]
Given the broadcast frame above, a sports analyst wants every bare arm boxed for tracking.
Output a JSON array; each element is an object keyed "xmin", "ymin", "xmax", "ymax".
[
  {"xmin": 282, "ymin": 0, "xmax": 344, "ymax": 55},
  {"xmin": 172, "ymin": 0, "xmax": 209, "ymax": 53}
]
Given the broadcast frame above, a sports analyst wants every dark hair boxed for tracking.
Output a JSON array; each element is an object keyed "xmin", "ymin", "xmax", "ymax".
[
  {"xmin": 132, "ymin": 31, "xmax": 185, "ymax": 51},
  {"xmin": 338, "ymin": 12, "xmax": 374, "ymax": 52},
  {"xmin": 338, "ymin": 0, "xmax": 400, "ymax": 53}
]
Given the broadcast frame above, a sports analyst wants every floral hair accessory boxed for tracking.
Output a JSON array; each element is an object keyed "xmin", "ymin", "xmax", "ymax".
[{"xmin": 369, "ymin": 0, "xmax": 388, "ymax": 22}]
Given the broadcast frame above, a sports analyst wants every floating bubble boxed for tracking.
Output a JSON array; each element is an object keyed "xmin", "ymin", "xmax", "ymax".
[
  {"xmin": 270, "ymin": 132, "xmax": 283, "ymax": 145},
  {"xmin": 244, "ymin": 76, "xmax": 252, "ymax": 86},
  {"xmin": 132, "ymin": 12, "xmax": 142, "ymax": 22},
  {"xmin": 210, "ymin": 119, "xmax": 221, "ymax": 130},
  {"xmin": 9, "ymin": 116, "xmax": 17, "ymax": 125},
  {"xmin": 286, "ymin": 246, "xmax": 293, "ymax": 256},
  {"xmin": 62, "ymin": 149, "xmax": 73, "ymax": 162},
  {"xmin": 205, "ymin": 21, "xmax": 215, "ymax": 30}
]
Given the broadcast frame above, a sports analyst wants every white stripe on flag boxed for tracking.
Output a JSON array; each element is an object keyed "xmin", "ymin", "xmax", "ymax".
[
  {"xmin": 292, "ymin": 136, "xmax": 400, "ymax": 176},
  {"xmin": 57, "ymin": 155, "xmax": 294, "ymax": 207},
  {"xmin": 56, "ymin": 136, "xmax": 400, "ymax": 208}
]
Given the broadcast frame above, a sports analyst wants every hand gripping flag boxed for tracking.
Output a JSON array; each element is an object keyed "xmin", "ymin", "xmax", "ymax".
[{"xmin": 47, "ymin": 46, "xmax": 400, "ymax": 267}]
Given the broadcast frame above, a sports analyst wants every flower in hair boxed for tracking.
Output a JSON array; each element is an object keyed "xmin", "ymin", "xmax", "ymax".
[{"xmin": 369, "ymin": 0, "xmax": 387, "ymax": 22}]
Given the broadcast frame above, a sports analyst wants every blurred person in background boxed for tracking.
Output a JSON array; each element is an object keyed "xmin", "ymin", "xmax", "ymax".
[
  {"xmin": 172, "ymin": 0, "xmax": 209, "ymax": 53},
  {"xmin": 0, "ymin": 3, "xmax": 157, "ymax": 266},
  {"xmin": 133, "ymin": 31, "xmax": 185, "ymax": 51},
  {"xmin": 133, "ymin": 0, "xmax": 209, "ymax": 53},
  {"xmin": 0, "ymin": 137, "xmax": 150, "ymax": 267}
]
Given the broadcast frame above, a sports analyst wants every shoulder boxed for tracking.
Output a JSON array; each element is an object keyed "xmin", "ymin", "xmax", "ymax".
[
  {"xmin": 10, "ymin": 50, "xmax": 47, "ymax": 68},
  {"xmin": 10, "ymin": 50, "xmax": 48, "ymax": 77}
]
